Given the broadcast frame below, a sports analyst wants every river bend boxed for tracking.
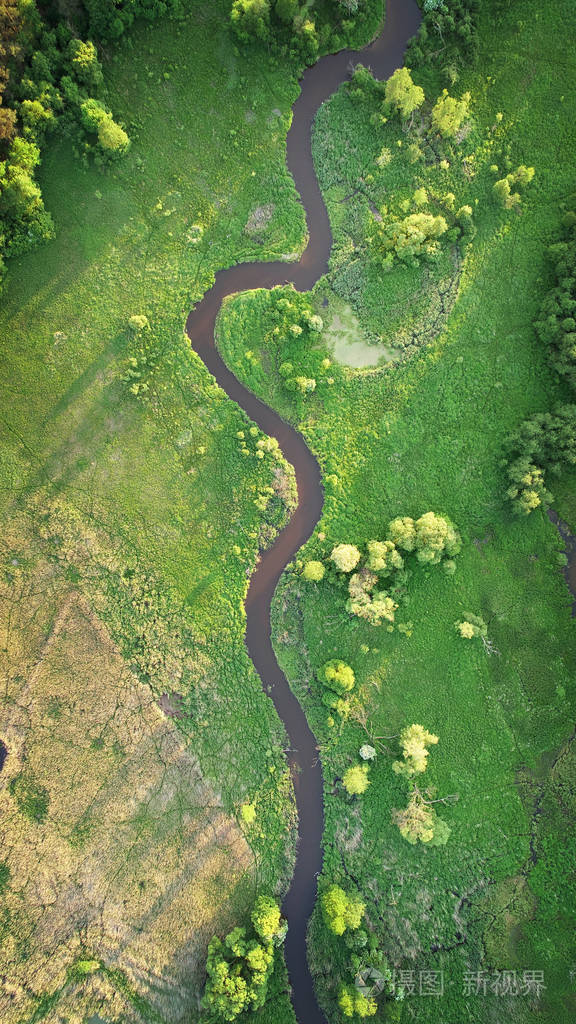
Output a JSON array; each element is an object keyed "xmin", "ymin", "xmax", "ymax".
[{"xmin": 185, "ymin": 2, "xmax": 422, "ymax": 1019}]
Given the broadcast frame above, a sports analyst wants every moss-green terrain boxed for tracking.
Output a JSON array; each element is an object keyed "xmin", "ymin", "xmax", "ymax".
[
  {"xmin": 1, "ymin": 0, "xmax": 575, "ymax": 1023},
  {"xmin": 216, "ymin": 0, "xmax": 576, "ymax": 1021}
]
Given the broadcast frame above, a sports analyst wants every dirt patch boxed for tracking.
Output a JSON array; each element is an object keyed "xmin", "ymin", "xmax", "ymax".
[
  {"xmin": 0, "ymin": 557, "xmax": 252, "ymax": 1023},
  {"xmin": 244, "ymin": 203, "xmax": 275, "ymax": 242}
]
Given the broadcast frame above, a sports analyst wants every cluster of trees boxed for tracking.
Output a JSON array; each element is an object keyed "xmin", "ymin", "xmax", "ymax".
[
  {"xmin": 318, "ymin": 657, "xmax": 356, "ymax": 723},
  {"xmin": 505, "ymin": 217, "xmax": 576, "ymax": 514},
  {"xmin": 202, "ymin": 896, "xmax": 286, "ymax": 1021},
  {"xmin": 321, "ymin": 884, "xmax": 403, "ymax": 1015},
  {"xmin": 230, "ymin": 0, "xmax": 375, "ymax": 64},
  {"xmin": 455, "ymin": 611, "xmax": 487, "ymax": 640},
  {"xmin": 534, "ymin": 220, "xmax": 576, "ymax": 389},
  {"xmin": 406, "ymin": 0, "xmax": 480, "ymax": 77},
  {"xmin": 265, "ymin": 288, "xmax": 332, "ymax": 397},
  {"xmin": 0, "ymin": 0, "xmax": 177, "ymax": 283},
  {"xmin": 304, "ymin": 513, "xmax": 461, "ymax": 627},
  {"xmin": 493, "ymin": 164, "xmax": 534, "ymax": 210},
  {"xmin": 364, "ymin": 66, "xmax": 476, "ymax": 268},
  {"xmin": 505, "ymin": 405, "xmax": 576, "ymax": 515},
  {"xmin": 391, "ymin": 724, "xmax": 451, "ymax": 845},
  {"xmin": 383, "ymin": 68, "xmax": 471, "ymax": 139}
]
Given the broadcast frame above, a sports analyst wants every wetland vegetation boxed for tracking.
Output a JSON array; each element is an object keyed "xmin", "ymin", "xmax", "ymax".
[{"xmin": 1, "ymin": 1, "xmax": 575, "ymax": 1023}]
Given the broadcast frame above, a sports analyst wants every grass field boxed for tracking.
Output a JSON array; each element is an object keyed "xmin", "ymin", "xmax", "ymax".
[
  {"xmin": 0, "ymin": 1, "xmax": 324, "ymax": 1019},
  {"xmin": 1, "ymin": 0, "xmax": 575, "ymax": 1021},
  {"xmin": 216, "ymin": 0, "xmax": 576, "ymax": 1020}
]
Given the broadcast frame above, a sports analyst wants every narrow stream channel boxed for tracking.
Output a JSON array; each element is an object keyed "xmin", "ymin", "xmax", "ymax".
[{"xmin": 185, "ymin": 2, "xmax": 422, "ymax": 1019}]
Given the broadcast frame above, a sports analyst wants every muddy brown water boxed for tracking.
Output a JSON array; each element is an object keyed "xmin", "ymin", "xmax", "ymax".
[{"xmin": 186, "ymin": 2, "xmax": 421, "ymax": 1020}]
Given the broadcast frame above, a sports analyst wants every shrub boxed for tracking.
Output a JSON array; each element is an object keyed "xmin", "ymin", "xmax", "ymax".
[
  {"xmin": 456, "ymin": 612, "xmax": 487, "ymax": 639},
  {"xmin": 8, "ymin": 771, "xmax": 49, "ymax": 823}
]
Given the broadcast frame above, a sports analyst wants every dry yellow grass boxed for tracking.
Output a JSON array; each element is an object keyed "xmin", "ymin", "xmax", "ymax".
[{"xmin": 0, "ymin": 541, "xmax": 253, "ymax": 1023}]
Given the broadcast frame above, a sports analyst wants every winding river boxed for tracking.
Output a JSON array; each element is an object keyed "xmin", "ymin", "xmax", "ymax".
[{"xmin": 185, "ymin": 2, "xmax": 422, "ymax": 1019}]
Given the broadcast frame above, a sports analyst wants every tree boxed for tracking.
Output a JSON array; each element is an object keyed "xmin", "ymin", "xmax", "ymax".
[
  {"xmin": 493, "ymin": 167, "xmax": 534, "ymax": 210},
  {"xmin": 231, "ymin": 0, "xmax": 271, "ymax": 42},
  {"xmin": 392, "ymin": 791, "xmax": 450, "ymax": 845},
  {"xmin": 387, "ymin": 516, "xmax": 417, "ymax": 551},
  {"xmin": 339, "ymin": 984, "xmax": 378, "ymax": 1017},
  {"xmin": 302, "ymin": 559, "xmax": 325, "ymax": 581},
  {"xmin": 504, "ymin": 405, "xmax": 576, "ymax": 514},
  {"xmin": 251, "ymin": 896, "xmax": 284, "ymax": 943},
  {"xmin": 275, "ymin": 0, "xmax": 297, "ymax": 23},
  {"xmin": 343, "ymin": 763, "xmax": 370, "ymax": 796},
  {"xmin": 69, "ymin": 38, "xmax": 103, "ymax": 91},
  {"xmin": 534, "ymin": 228, "xmax": 576, "ymax": 389},
  {"xmin": 97, "ymin": 116, "xmax": 130, "ymax": 156},
  {"xmin": 319, "ymin": 658, "xmax": 355, "ymax": 694},
  {"xmin": 431, "ymin": 89, "xmax": 471, "ymax": 138},
  {"xmin": 366, "ymin": 539, "xmax": 403, "ymax": 574},
  {"xmin": 373, "ymin": 210, "xmax": 448, "ymax": 267},
  {"xmin": 322, "ymin": 885, "xmax": 365, "ymax": 935},
  {"xmin": 384, "ymin": 67, "xmax": 424, "ymax": 120},
  {"xmin": 413, "ymin": 511, "xmax": 461, "ymax": 564},
  {"xmin": 331, "ymin": 543, "xmax": 361, "ymax": 572},
  {"xmin": 202, "ymin": 925, "xmax": 275, "ymax": 1021},
  {"xmin": 392, "ymin": 723, "xmax": 438, "ymax": 778}
]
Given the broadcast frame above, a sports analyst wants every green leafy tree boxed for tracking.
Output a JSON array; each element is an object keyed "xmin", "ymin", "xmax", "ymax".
[
  {"xmin": 251, "ymin": 896, "xmax": 284, "ymax": 943},
  {"xmin": 319, "ymin": 658, "xmax": 355, "ymax": 695},
  {"xmin": 384, "ymin": 66, "xmax": 424, "ymax": 120},
  {"xmin": 366, "ymin": 539, "xmax": 403, "ymax": 574},
  {"xmin": 331, "ymin": 543, "xmax": 361, "ymax": 572},
  {"xmin": 534, "ymin": 225, "xmax": 576, "ymax": 389},
  {"xmin": 431, "ymin": 89, "xmax": 471, "ymax": 137},
  {"xmin": 387, "ymin": 516, "xmax": 417, "ymax": 551},
  {"xmin": 231, "ymin": 0, "xmax": 271, "ymax": 42},
  {"xmin": 275, "ymin": 0, "xmax": 297, "ymax": 23},
  {"xmin": 373, "ymin": 209, "xmax": 448, "ymax": 267},
  {"xmin": 343, "ymin": 763, "xmax": 370, "ymax": 796},
  {"xmin": 413, "ymin": 511, "xmax": 461, "ymax": 564},
  {"xmin": 339, "ymin": 984, "xmax": 378, "ymax": 1017},
  {"xmin": 97, "ymin": 115, "xmax": 130, "ymax": 156},
  {"xmin": 69, "ymin": 39, "xmax": 103, "ymax": 91},
  {"xmin": 392, "ymin": 723, "xmax": 438, "ymax": 778},
  {"xmin": 203, "ymin": 931, "xmax": 274, "ymax": 1020},
  {"xmin": 302, "ymin": 559, "xmax": 325, "ymax": 581},
  {"xmin": 322, "ymin": 885, "xmax": 365, "ymax": 935}
]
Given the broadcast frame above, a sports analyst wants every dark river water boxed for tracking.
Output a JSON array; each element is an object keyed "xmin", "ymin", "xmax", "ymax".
[{"xmin": 186, "ymin": 1, "xmax": 422, "ymax": 1019}]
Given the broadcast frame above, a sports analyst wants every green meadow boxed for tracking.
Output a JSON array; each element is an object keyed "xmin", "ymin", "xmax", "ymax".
[{"xmin": 216, "ymin": 0, "xmax": 576, "ymax": 1020}]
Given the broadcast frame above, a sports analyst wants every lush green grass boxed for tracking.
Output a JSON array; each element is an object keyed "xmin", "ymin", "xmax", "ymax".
[
  {"xmin": 0, "ymin": 1, "xmax": 346, "ymax": 1019},
  {"xmin": 217, "ymin": 0, "xmax": 576, "ymax": 1020}
]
